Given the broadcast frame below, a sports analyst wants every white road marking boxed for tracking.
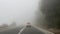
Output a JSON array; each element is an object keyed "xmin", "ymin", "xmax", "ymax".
[
  {"xmin": 18, "ymin": 27, "xmax": 26, "ymax": 34},
  {"xmin": 18, "ymin": 25, "xmax": 54, "ymax": 34}
]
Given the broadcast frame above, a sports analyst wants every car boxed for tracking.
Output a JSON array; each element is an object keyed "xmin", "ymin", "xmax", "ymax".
[{"xmin": 26, "ymin": 22, "xmax": 31, "ymax": 27}]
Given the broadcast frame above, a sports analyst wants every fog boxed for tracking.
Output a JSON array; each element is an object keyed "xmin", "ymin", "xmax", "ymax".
[{"xmin": 0, "ymin": 0, "xmax": 40, "ymax": 25}]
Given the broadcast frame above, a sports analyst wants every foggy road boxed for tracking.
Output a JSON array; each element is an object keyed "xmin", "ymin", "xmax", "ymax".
[
  {"xmin": 0, "ymin": 26, "xmax": 54, "ymax": 34},
  {"xmin": 0, "ymin": 26, "xmax": 45, "ymax": 34},
  {"xmin": 19, "ymin": 26, "xmax": 45, "ymax": 34}
]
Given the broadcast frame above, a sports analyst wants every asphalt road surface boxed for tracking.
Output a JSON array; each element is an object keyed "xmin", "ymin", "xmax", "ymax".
[
  {"xmin": 0, "ymin": 26, "xmax": 45, "ymax": 34},
  {"xmin": 19, "ymin": 27, "xmax": 45, "ymax": 34}
]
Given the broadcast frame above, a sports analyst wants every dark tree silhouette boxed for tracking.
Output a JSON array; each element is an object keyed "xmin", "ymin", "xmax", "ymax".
[{"xmin": 40, "ymin": 0, "xmax": 60, "ymax": 29}]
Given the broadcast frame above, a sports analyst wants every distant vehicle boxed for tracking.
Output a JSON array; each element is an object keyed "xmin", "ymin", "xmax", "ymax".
[{"xmin": 26, "ymin": 22, "xmax": 31, "ymax": 27}]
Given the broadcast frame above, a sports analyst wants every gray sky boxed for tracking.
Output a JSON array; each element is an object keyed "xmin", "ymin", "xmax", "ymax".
[{"xmin": 0, "ymin": 0, "xmax": 40, "ymax": 25}]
